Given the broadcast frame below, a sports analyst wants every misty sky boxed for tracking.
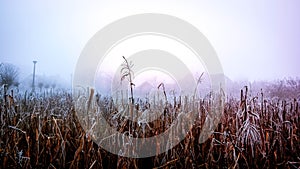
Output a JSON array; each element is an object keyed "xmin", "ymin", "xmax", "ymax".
[{"xmin": 0, "ymin": 0, "xmax": 300, "ymax": 83}]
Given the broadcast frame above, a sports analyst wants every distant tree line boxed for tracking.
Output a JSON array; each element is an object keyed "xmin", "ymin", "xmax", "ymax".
[
  {"xmin": 0, "ymin": 62, "xmax": 299, "ymax": 99},
  {"xmin": 266, "ymin": 78, "xmax": 300, "ymax": 99}
]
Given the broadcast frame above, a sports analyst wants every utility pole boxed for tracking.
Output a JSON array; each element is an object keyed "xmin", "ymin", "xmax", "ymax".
[{"xmin": 32, "ymin": 61, "xmax": 37, "ymax": 92}]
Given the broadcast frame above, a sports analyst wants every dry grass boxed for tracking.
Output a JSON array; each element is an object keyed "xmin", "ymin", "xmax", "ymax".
[{"xmin": 0, "ymin": 86, "xmax": 299, "ymax": 169}]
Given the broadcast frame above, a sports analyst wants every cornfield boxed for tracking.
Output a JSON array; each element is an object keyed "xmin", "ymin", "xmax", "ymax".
[{"xmin": 0, "ymin": 86, "xmax": 299, "ymax": 169}]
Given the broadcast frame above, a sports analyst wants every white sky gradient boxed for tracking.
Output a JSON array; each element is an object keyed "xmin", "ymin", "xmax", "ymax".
[
  {"xmin": 0, "ymin": 0, "xmax": 299, "ymax": 83},
  {"xmin": 97, "ymin": 35, "xmax": 205, "ymax": 78}
]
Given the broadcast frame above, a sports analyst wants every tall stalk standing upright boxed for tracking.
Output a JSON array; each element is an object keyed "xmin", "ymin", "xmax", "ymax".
[
  {"xmin": 120, "ymin": 56, "xmax": 135, "ymax": 136},
  {"xmin": 120, "ymin": 56, "xmax": 135, "ymax": 104}
]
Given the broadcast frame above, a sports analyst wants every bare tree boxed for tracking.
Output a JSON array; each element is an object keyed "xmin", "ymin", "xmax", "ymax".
[{"xmin": 0, "ymin": 63, "xmax": 19, "ymax": 88}]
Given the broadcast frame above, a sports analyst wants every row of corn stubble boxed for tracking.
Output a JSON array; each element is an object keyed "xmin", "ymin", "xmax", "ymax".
[{"xmin": 0, "ymin": 86, "xmax": 299, "ymax": 169}]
